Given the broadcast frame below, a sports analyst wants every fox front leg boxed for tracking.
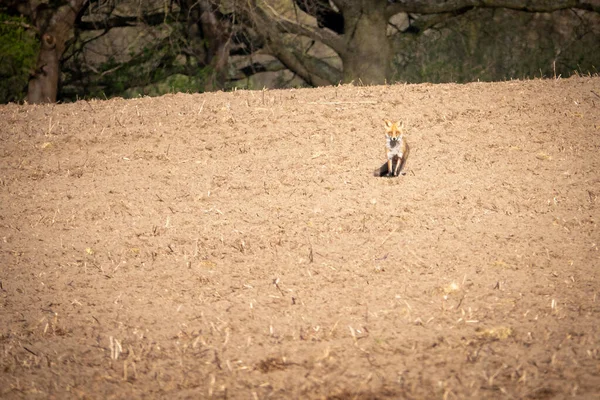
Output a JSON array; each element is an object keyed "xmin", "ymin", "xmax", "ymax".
[
  {"xmin": 393, "ymin": 155, "xmax": 403, "ymax": 176},
  {"xmin": 387, "ymin": 159, "xmax": 394, "ymax": 176}
]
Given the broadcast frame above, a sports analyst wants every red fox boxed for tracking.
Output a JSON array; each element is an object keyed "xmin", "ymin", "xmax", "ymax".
[{"xmin": 374, "ymin": 120, "xmax": 409, "ymax": 177}]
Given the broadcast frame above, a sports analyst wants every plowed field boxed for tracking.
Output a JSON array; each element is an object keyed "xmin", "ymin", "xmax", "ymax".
[{"xmin": 1, "ymin": 77, "xmax": 599, "ymax": 399}]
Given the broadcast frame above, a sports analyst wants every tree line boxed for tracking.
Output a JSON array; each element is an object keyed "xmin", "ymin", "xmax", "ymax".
[{"xmin": 1, "ymin": 0, "xmax": 599, "ymax": 104}]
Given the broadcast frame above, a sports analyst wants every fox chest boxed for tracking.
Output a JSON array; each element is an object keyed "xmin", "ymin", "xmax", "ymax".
[{"xmin": 386, "ymin": 138, "xmax": 404, "ymax": 159}]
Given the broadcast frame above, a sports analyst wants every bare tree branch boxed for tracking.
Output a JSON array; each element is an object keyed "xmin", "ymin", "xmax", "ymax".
[
  {"xmin": 267, "ymin": 42, "xmax": 337, "ymax": 86},
  {"xmin": 77, "ymin": 12, "xmax": 169, "ymax": 30},
  {"xmin": 0, "ymin": 0, "xmax": 32, "ymax": 16},
  {"xmin": 385, "ymin": 0, "xmax": 600, "ymax": 19},
  {"xmin": 291, "ymin": 48, "xmax": 342, "ymax": 83},
  {"xmin": 401, "ymin": 9, "xmax": 474, "ymax": 35},
  {"xmin": 244, "ymin": 1, "xmax": 341, "ymax": 85},
  {"xmin": 1, "ymin": 19, "xmax": 39, "ymax": 31},
  {"xmin": 256, "ymin": 1, "xmax": 349, "ymax": 56},
  {"xmin": 231, "ymin": 58, "xmax": 287, "ymax": 79},
  {"xmin": 330, "ymin": 0, "xmax": 351, "ymax": 12}
]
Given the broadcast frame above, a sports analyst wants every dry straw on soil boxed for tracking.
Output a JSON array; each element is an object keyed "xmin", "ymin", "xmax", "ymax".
[{"xmin": 1, "ymin": 77, "xmax": 599, "ymax": 399}]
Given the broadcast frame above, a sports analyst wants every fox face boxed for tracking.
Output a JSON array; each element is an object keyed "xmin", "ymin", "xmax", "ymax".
[{"xmin": 384, "ymin": 120, "xmax": 404, "ymax": 141}]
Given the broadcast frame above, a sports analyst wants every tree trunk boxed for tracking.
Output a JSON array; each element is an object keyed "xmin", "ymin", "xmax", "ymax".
[
  {"xmin": 27, "ymin": 0, "xmax": 87, "ymax": 104},
  {"xmin": 199, "ymin": 0, "xmax": 231, "ymax": 91},
  {"xmin": 179, "ymin": 0, "xmax": 231, "ymax": 91},
  {"xmin": 340, "ymin": 4, "xmax": 391, "ymax": 84},
  {"xmin": 28, "ymin": 33, "xmax": 59, "ymax": 104}
]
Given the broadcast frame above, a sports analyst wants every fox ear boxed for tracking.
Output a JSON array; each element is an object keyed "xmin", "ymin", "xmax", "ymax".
[
  {"xmin": 384, "ymin": 119, "xmax": 393, "ymax": 127},
  {"xmin": 398, "ymin": 121, "xmax": 404, "ymax": 128}
]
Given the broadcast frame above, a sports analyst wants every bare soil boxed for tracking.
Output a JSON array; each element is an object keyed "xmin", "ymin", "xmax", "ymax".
[{"xmin": 1, "ymin": 77, "xmax": 599, "ymax": 399}]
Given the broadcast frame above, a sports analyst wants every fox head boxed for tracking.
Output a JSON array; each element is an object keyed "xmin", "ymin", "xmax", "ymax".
[{"xmin": 384, "ymin": 120, "xmax": 404, "ymax": 141}]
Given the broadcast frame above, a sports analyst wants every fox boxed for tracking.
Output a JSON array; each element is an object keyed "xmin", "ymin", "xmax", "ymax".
[{"xmin": 374, "ymin": 119, "xmax": 409, "ymax": 177}]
